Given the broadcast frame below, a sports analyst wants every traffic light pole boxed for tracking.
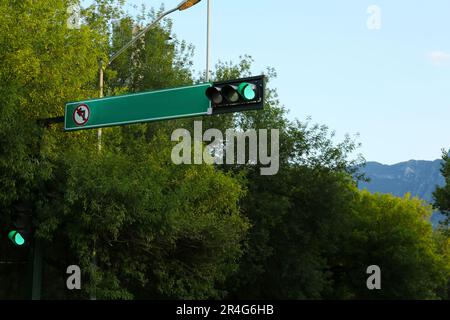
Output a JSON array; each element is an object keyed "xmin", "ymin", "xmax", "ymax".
[
  {"xmin": 206, "ymin": 0, "xmax": 211, "ymax": 82},
  {"xmin": 98, "ymin": 59, "xmax": 104, "ymax": 151},
  {"xmin": 25, "ymin": 134, "xmax": 47, "ymax": 300},
  {"xmin": 90, "ymin": 59, "xmax": 103, "ymax": 301},
  {"xmin": 29, "ymin": 238, "xmax": 43, "ymax": 300}
]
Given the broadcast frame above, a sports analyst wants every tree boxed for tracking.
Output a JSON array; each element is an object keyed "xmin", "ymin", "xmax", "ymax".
[
  {"xmin": 0, "ymin": 0, "xmax": 104, "ymax": 299},
  {"xmin": 330, "ymin": 191, "xmax": 449, "ymax": 299},
  {"xmin": 1, "ymin": 0, "xmax": 448, "ymax": 301},
  {"xmin": 432, "ymin": 149, "xmax": 450, "ymax": 299},
  {"xmin": 206, "ymin": 57, "xmax": 364, "ymax": 299},
  {"xmin": 432, "ymin": 227, "xmax": 450, "ymax": 299},
  {"xmin": 41, "ymin": 133, "xmax": 248, "ymax": 299},
  {"xmin": 434, "ymin": 150, "xmax": 450, "ymax": 227},
  {"xmin": 0, "ymin": 1, "xmax": 249, "ymax": 299},
  {"xmin": 210, "ymin": 57, "xmax": 449, "ymax": 300}
]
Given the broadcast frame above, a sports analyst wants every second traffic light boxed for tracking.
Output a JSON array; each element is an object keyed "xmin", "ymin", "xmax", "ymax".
[
  {"xmin": 205, "ymin": 75, "xmax": 265, "ymax": 115},
  {"xmin": 7, "ymin": 207, "xmax": 32, "ymax": 247},
  {"xmin": 8, "ymin": 230, "xmax": 26, "ymax": 246}
]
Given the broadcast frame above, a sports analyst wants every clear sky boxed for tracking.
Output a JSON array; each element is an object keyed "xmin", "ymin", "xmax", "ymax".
[{"xmin": 83, "ymin": 0, "xmax": 450, "ymax": 164}]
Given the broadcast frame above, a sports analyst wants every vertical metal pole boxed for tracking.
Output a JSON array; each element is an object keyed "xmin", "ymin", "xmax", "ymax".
[
  {"xmin": 30, "ymin": 238, "xmax": 43, "ymax": 300},
  {"xmin": 98, "ymin": 60, "xmax": 104, "ymax": 152},
  {"xmin": 205, "ymin": 0, "xmax": 213, "ymax": 115},
  {"xmin": 30, "ymin": 138, "xmax": 43, "ymax": 300},
  {"xmin": 90, "ymin": 239, "xmax": 96, "ymax": 300},
  {"xmin": 89, "ymin": 59, "xmax": 103, "ymax": 301},
  {"xmin": 206, "ymin": 0, "xmax": 211, "ymax": 82}
]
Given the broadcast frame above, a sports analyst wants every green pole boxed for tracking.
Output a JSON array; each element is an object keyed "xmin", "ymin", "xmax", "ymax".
[{"xmin": 30, "ymin": 238, "xmax": 43, "ymax": 300}]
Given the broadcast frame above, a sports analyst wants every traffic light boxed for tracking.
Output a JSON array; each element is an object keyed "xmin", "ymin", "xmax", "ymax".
[
  {"xmin": 205, "ymin": 75, "xmax": 265, "ymax": 115},
  {"xmin": 8, "ymin": 230, "xmax": 26, "ymax": 246},
  {"xmin": 7, "ymin": 207, "xmax": 32, "ymax": 247}
]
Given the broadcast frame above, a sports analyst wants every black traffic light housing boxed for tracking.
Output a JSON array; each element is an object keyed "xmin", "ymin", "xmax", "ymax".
[
  {"xmin": 8, "ymin": 204, "xmax": 33, "ymax": 247},
  {"xmin": 206, "ymin": 75, "xmax": 265, "ymax": 115}
]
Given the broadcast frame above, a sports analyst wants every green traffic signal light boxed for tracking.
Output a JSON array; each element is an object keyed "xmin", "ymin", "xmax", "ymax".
[
  {"xmin": 8, "ymin": 230, "xmax": 25, "ymax": 246},
  {"xmin": 238, "ymin": 82, "xmax": 256, "ymax": 101}
]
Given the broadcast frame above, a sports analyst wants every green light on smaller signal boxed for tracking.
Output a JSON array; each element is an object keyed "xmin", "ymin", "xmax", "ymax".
[{"xmin": 8, "ymin": 230, "xmax": 25, "ymax": 246}]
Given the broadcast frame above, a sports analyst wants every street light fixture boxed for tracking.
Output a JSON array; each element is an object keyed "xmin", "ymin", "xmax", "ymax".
[{"xmin": 178, "ymin": 0, "xmax": 202, "ymax": 11}]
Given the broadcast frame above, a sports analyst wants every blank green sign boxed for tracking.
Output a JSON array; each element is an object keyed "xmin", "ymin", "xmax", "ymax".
[{"xmin": 65, "ymin": 83, "xmax": 212, "ymax": 131}]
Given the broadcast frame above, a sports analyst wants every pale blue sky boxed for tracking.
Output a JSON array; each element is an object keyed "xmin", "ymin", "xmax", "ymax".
[{"xmin": 84, "ymin": 0, "xmax": 450, "ymax": 164}]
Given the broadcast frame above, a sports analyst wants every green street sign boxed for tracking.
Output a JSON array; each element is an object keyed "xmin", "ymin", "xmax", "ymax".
[{"xmin": 64, "ymin": 83, "xmax": 212, "ymax": 131}]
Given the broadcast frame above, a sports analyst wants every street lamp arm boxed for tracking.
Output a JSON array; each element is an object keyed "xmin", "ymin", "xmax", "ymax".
[
  {"xmin": 109, "ymin": 7, "xmax": 178, "ymax": 65},
  {"xmin": 107, "ymin": 0, "xmax": 202, "ymax": 65}
]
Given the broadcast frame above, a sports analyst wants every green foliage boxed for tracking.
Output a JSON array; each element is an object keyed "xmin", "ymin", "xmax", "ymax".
[
  {"xmin": 0, "ymin": 0, "xmax": 448, "ymax": 301},
  {"xmin": 434, "ymin": 150, "xmax": 450, "ymax": 226},
  {"xmin": 0, "ymin": 0, "xmax": 248, "ymax": 300},
  {"xmin": 41, "ymin": 134, "xmax": 247, "ymax": 299},
  {"xmin": 209, "ymin": 58, "xmax": 360, "ymax": 299},
  {"xmin": 213, "ymin": 58, "xmax": 448, "ymax": 300},
  {"xmin": 0, "ymin": 0, "xmax": 100, "ymax": 205},
  {"xmin": 230, "ymin": 166, "xmax": 356, "ymax": 299},
  {"xmin": 330, "ymin": 191, "xmax": 449, "ymax": 299},
  {"xmin": 432, "ymin": 228, "xmax": 450, "ymax": 298}
]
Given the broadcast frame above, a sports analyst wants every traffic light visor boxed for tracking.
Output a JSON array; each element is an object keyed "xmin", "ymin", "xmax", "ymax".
[
  {"xmin": 205, "ymin": 87, "xmax": 223, "ymax": 104},
  {"xmin": 222, "ymin": 85, "xmax": 240, "ymax": 103}
]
